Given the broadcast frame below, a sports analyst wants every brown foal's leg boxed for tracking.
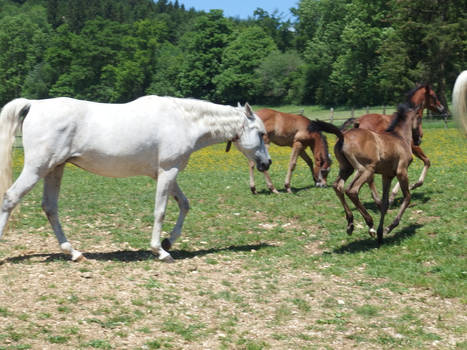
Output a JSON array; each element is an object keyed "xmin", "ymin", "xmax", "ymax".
[
  {"xmin": 333, "ymin": 166, "xmax": 354, "ymax": 235},
  {"xmin": 368, "ymin": 177, "xmax": 382, "ymax": 210},
  {"xmin": 389, "ymin": 145, "xmax": 428, "ymax": 204},
  {"xmin": 299, "ymin": 149, "xmax": 318, "ymax": 184},
  {"xmin": 284, "ymin": 141, "xmax": 304, "ymax": 193},
  {"xmin": 376, "ymin": 176, "xmax": 393, "ymax": 244},
  {"xmin": 345, "ymin": 169, "xmax": 376, "ymax": 236},
  {"xmin": 263, "ymin": 170, "xmax": 279, "ymax": 194},
  {"xmin": 385, "ymin": 169, "xmax": 411, "ymax": 235},
  {"xmin": 409, "ymin": 144, "xmax": 430, "ymax": 190}
]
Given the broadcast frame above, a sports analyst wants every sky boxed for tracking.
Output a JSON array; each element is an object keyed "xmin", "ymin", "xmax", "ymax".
[{"xmin": 177, "ymin": 0, "xmax": 299, "ymax": 20}]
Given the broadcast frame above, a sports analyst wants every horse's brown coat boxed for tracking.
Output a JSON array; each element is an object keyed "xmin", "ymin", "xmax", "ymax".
[
  {"xmin": 347, "ymin": 85, "xmax": 446, "ymax": 202},
  {"xmin": 312, "ymin": 104, "xmax": 421, "ymax": 244},
  {"xmin": 248, "ymin": 109, "xmax": 331, "ymax": 193}
]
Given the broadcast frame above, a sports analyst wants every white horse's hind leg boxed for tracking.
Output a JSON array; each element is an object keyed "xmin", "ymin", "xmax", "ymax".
[
  {"xmin": 42, "ymin": 165, "xmax": 83, "ymax": 261},
  {"xmin": 161, "ymin": 181, "xmax": 189, "ymax": 251},
  {"xmin": 151, "ymin": 168, "xmax": 178, "ymax": 262},
  {"xmin": 0, "ymin": 166, "xmax": 42, "ymax": 239}
]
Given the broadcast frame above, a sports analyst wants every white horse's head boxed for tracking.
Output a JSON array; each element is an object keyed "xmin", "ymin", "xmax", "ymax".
[{"xmin": 233, "ymin": 103, "xmax": 271, "ymax": 172}]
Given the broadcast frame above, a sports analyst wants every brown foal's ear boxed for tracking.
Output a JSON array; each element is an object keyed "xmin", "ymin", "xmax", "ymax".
[{"xmin": 225, "ymin": 141, "xmax": 232, "ymax": 152}]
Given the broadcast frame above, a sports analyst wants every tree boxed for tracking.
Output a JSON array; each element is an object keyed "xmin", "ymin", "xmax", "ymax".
[
  {"xmin": 146, "ymin": 43, "xmax": 184, "ymax": 97},
  {"xmin": 213, "ymin": 26, "xmax": 277, "ymax": 104},
  {"xmin": 0, "ymin": 12, "xmax": 50, "ymax": 104},
  {"xmin": 297, "ymin": 0, "xmax": 351, "ymax": 104},
  {"xmin": 47, "ymin": 19, "xmax": 128, "ymax": 100},
  {"xmin": 252, "ymin": 8, "xmax": 294, "ymax": 52},
  {"xmin": 102, "ymin": 19, "xmax": 169, "ymax": 102},
  {"xmin": 384, "ymin": 0, "xmax": 466, "ymax": 106},
  {"xmin": 256, "ymin": 50, "xmax": 305, "ymax": 105},
  {"xmin": 329, "ymin": 18, "xmax": 383, "ymax": 106},
  {"xmin": 177, "ymin": 10, "xmax": 232, "ymax": 100}
]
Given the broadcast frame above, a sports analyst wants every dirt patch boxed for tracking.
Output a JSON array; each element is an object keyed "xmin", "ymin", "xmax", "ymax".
[{"xmin": 0, "ymin": 231, "xmax": 465, "ymax": 349}]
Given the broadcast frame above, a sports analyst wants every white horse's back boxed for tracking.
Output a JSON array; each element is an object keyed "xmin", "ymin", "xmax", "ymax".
[
  {"xmin": 21, "ymin": 96, "xmax": 193, "ymax": 177},
  {"xmin": 453, "ymin": 70, "xmax": 467, "ymax": 136}
]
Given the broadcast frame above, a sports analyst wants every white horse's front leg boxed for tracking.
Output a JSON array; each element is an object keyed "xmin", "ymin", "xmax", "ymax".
[
  {"xmin": 161, "ymin": 181, "xmax": 189, "ymax": 252},
  {"xmin": 151, "ymin": 168, "xmax": 178, "ymax": 262}
]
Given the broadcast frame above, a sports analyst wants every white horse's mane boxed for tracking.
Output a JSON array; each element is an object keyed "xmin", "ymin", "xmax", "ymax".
[{"xmin": 166, "ymin": 97, "xmax": 245, "ymax": 139}]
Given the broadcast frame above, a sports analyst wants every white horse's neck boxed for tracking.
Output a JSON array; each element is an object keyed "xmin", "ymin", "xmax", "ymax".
[{"xmin": 172, "ymin": 98, "xmax": 245, "ymax": 150}]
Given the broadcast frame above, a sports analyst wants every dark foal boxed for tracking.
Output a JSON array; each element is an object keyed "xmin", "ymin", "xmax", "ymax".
[
  {"xmin": 311, "ymin": 104, "xmax": 421, "ymax": 244},
  {"xmin": 248, "ymin": 108, "xmax": 331, "ymax": 194}
]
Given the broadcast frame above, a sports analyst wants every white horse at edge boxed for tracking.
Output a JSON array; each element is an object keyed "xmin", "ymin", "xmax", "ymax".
[
  {"xmin": 452, "ymin": 70, "xmax": 467, "ymax": 136},
  {"xmin": 0, "ymin": 96, "xmax": 271, "ymax": 262}
]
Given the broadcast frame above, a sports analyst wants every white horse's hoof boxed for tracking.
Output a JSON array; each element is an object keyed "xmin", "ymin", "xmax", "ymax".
[
  {"xmin": 159, "ymin": 254, "xmax": 175, "ymax": 263},
  {"xmin": 72, "ymin": 251, "xmax": 85, "ymax": 262},
  {"xmin": 156, "ymin": 249, "xmax": 175, "ymax": 263}
]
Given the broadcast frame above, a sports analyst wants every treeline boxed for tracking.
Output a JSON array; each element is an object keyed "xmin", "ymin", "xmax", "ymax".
[{"xmin": 0, "ymin": 0, "xmax": 465, "ymax": 107}]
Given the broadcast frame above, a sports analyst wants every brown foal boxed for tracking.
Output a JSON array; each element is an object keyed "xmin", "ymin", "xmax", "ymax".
[
  {"xmin": 342, "ymin": 85, "xmax": 446, "ymax": 203},
  {"xmin": 248, "ymin": 108, "xmax": 331, "ymax": 194},
  {"xmin": 311, "ymin": 104, "xmax": 421, "ymax": 244}
]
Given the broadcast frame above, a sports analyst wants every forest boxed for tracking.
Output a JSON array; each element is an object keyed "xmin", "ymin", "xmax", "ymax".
[{"xmin": 0, "ymin": 0, "xmax": 465, "ymax": 108}]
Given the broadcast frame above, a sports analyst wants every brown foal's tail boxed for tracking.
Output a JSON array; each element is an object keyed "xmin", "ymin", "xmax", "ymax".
[{"xmin": 309, "ymin": 120, "xmax": 344, "ymax": 144}]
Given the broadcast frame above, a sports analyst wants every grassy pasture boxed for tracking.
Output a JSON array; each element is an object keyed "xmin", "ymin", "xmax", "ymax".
[{"xmin": 0, "ymin": 119, "xmax": 465, "ymax": 349}]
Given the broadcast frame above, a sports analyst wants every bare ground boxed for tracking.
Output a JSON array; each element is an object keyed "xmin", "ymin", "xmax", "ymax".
[{"xmin": 0, "ymin": 229, "xmax": 465, "ymax": 349}]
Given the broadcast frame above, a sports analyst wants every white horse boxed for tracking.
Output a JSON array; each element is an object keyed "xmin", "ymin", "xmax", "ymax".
[
  {"xmin": 453, "ymin": 70, "xmax": 467, "ymax": 136},
  {"xmin": 0, "ymin": 96, "xmax": 271, "ymax": 262}
]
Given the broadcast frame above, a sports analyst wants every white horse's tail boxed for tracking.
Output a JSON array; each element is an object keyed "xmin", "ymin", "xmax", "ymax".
[
  {"xmin": 0, "ymin": 98, "xmax": 31, "ymax": 199},
  {"xmin": 453, "ymin": 71, "xmax": 467, "ymax": 136}
]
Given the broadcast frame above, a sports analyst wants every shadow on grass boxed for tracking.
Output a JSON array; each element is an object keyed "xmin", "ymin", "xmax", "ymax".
[
  {"xmin": 333, "ymin": 223, "xmax": 422, "ymax": 254},
  {"xmin": 255, "ymin": 184, "xmax": 324, "ymax": 195},
  {"xmin": 0, "ymin": 242, "xmax": 274, "ymax": 264}
]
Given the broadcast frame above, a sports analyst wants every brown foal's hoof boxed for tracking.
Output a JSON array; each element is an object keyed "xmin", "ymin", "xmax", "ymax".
[
  {"xmin": 346, "ymin": 223, "xmax": 354, "ymax": 235},
  {"xmin": 161, "ymin": 238, "xmax": 172, "ymax": 251}
]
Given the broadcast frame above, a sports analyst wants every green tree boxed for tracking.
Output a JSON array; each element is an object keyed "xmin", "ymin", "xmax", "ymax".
[
  {"xmin": 213, "ymin": 26, "xmax": 277, "ymax": 104},
  {"xmin": 297, "ymin": 0, "xmax": 350, "ymax": 104},
  {"xmin": 256, "ymin": 50, "xmax": 305, "ymax": 105},
  {"xmin": 47, "ymin": 19, "xmax": 127, "ymax": 100},
  {"xmin": 146, "ymin": 42, "xmax": 184, "ymax": 97},
  {"xmin": 252, "ymin": 8, "xmax": 294, "ymax": 52},
  {"xmin": 0, "ymin": 12, "xmax": 50, "ymax": 104},
  {"xmin": 384, "ymin": 0, "xmax": 466, "ymax": 106},
  {"xmin": 329, "ymin": 18, "xmax": 383, "ymax": 105},
  {"xmin": 102, "ymin": 19, "xmax": 169, "ymax": 102},
  {"xmin": 178, "ymin": 10, "xmax": 232, "ymax": 100}
]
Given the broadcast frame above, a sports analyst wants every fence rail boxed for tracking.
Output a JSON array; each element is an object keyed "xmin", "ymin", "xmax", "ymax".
[{"xmin": 289, "ymin": 106, "xmax": 450, "ymax": 124}]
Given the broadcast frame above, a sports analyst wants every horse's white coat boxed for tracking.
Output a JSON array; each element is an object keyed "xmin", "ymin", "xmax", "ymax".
[
  {"xmin": 453, "ymin": 70, "xmax": 467, "ymax": 136},
  {"xmin": 0, "ymin": 96, "xmax": 271, "ymax": 261}
]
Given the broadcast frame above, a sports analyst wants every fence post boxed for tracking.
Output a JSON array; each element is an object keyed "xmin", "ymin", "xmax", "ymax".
[
  {"xmin": 366, "ymin": 106, "xmax": 369, "ymax": 114},
  {"xmin": 351, "ymin": 108, "xmax": 355, "ymax": 118},
  {"xmin": 330, "ymin": 108, "xmax": 334, "ymax": 123},
  {"xmin": 383, "ymin": 105, "xmax": 386, "ymax": 114}
]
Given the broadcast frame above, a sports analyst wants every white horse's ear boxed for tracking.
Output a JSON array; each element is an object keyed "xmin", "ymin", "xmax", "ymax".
[
  {"xmin": 237, "ymin": 102, "xmax": 242, "ymax": 108},
  {"xmin": 245, "ymin": 102, "xmax": 255, "ymax": 120}
]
